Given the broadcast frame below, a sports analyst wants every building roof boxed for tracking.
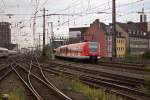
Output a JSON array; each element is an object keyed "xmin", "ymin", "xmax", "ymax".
[
  {"xmin": 117, "ymin": 22, "xmax": 141, "ymax": 31},
  {"xmin": 117, "ymin": 22, "xmax": 149, "ymax": 38},
  {"xmin": 100, "ymin": 22, "xmax": 109, "ymax": 33},
  {"xmin": 89, "ymin": 19, "xmax": 109, "ymax": 34},
  {"xmin": 0, "ymin": 22, "xmax": 11, "ymax": 26}
]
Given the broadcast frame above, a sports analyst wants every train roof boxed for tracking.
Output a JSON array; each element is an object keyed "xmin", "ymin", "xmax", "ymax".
[{"xmin": 68, "ymin": 42, "xmax": 97, "ymax": 46}]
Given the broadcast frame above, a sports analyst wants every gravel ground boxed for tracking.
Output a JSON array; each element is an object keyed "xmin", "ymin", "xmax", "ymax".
[
  {"xmin": 0, "ymin": 72, "xmax": 34, "ymax": 100},
  {"xmin": 52, "ymin": 60, "xmax": 150, "ymax": 79},
  {"xmin": 44, "ymin": 71, "xmax": 87, "ymax": 100},
  {"xmin": 0, "ymin": 61, "xmax": 88, "ymax": 100}
]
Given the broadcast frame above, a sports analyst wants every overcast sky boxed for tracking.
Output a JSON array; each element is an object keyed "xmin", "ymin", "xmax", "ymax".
[{"xmin": 0, "ymin": 0, "xmax": 150, "ymax": 48}]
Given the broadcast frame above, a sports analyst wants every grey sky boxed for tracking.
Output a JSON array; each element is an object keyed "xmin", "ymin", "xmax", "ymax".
[{"xmin": 0, "ymin": 0, "xmax": 150, "ymax": 48}]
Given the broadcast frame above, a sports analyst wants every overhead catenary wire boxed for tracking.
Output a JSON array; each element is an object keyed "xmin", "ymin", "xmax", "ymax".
[
  {"xmin": 59, "ymin": 0, "xmax": 146, "ymax": 26},
  {"xmin": 1, "ymin": 0, "xmax": 6, "ymax": 9},
  {"xmin": 32, "ymin": 0, "xmax": 148, "ymax": 28},
  {"xmin": 7, "ymin": 0, "xmax": 150, "ymax": 46},
  {"xmin": 9, "ymin": 0, "xmax": 148, "ymax": 28},
  {"xmin": 15, "ymin": 0, "xmax": 113, "ymax": 28}
]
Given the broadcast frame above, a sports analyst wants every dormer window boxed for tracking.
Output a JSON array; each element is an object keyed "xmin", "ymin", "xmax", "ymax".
[
  {"xmin": 128, "ymin": 29, "xmax": 132, "ymax": 34},
  {"xmin": 144, "ymin": 32, "xmax": 146, "ymax": 36},
  {"xmin": 137, "ymin": 31, "xmax": 139, "ymax": 35}
]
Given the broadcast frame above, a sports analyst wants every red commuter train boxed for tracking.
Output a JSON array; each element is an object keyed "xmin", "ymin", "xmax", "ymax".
[{"xmin": 55, "ymin": 42, "xmax": 99, "ymax": 63}]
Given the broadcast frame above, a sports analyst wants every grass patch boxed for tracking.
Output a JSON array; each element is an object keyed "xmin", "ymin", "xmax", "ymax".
[
  {"xmin": 144, "ymin": 77, "xmax": 150, "ymax": 93},
  {"xmin": 0, "ymin": 88, "xmax": 25, "ymax": 100},
  {"xmin": 145, "ymin": 66, "xmax": 150, "ymax": 72},
  {"xmin": 143, "ymin": 65, "xmax": 150, "ymax": 93},
  {"xmin": 70, "ymin": 78, "xmax": 124, "ymax": 100}
]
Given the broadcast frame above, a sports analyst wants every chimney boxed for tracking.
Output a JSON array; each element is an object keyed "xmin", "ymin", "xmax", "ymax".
[
  {"xmin": 95, "ymin": 19, "xmax": 99, "ymax": 23},
  {"xmin": 140, "ymin": 15, "xmax": 143, "ymax": 22},
  {"xmin": 144, "ymin": 15, "xmax": 147, "ymax": 22},
  {"xmin": 140, "ymin": 7, "xmax": 147, "ymax": 22}
]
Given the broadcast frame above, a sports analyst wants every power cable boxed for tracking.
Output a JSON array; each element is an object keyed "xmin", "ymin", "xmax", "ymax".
[
  {"xmin": 1, "ymin": 0, "xmax": 6, "ymax": 9},
  {"xmin": 59, "ymin": 0, "xmax": 146, "ymax": 26},
  {"xmin": 54, "ymin": 0, "xmax": 81, "ymax": 13}
]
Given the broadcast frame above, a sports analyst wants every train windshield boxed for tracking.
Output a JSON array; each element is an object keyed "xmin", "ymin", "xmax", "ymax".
[{"xmin": 88, "ymin": 42, "xmax": 98, "ymax": 53}]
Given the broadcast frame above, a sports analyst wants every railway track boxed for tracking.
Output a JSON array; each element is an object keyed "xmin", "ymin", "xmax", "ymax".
[
  {"xmin": 97, "ymin": 61, "xmax": 147, "ymax": 71},
  {"xmin": 49, "ymin": 61, "xmax": 146, "ymax": 83},
  {"xmin": 44, "ymin": 61, "xmax": 150, "ymax": 100},
  {"xmin": 12, "ymin": 56, "xmax": 72, "ymax": 100},
  {"xmin": 11, "ymin": 64, "xmax": 41, "ymax": 100},
  {"xmin": 0, "ymin": 65, "xmax": 13, "ymax": 81},
  {"xmin": 56, "ymin": 59, "xmax": 150, "ymax": 75},
  {"xmin": 98, "ymin": 60, "xmax": 145, "ymax": 67},
  {"xmin": 0, "ymin": 54, "xmax": 72, "ymax": 100},
  {"xmin": 1, "ymin": 54, "xmax": 150, "ymax": 100},
  {"xmin": 31, "ymin": 58, "xmax": 72, "ymax": 100}
]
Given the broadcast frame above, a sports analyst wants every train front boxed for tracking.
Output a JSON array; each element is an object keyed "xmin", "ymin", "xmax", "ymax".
[{"xmin": 86, "ymin": 42, "xmax": 99, "ymax": 63}]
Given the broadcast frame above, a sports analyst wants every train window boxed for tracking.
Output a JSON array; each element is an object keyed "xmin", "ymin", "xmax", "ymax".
[{"xmin": 88, "ymin": 42, "xmax": 98, "ymax": 53}]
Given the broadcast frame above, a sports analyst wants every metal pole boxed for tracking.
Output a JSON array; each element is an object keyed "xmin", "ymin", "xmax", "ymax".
[
  {"xmin": 33, "ymin": 15, "xmax": 36, "ymax": 47},
  {"xmin": 50, "ymin": 22, "xmax": 55, "ymax": 60},
  {"xmin": 33, "ymin": 0, "xmax": 38, "ymax": 48},
  {"xmin": 112, "ymin": 0, "xmax": 116, "ymax": 57},
  {"xmin": 42, "ymin": 8, "xmax": 46, "ymax": 56},
  {"xmin": 38, "ymin": 33, "xmax": 40, "ymax": 50}
]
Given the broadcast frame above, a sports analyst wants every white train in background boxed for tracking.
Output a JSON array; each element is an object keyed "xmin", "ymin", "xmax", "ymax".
[
  {"xmin": 0, "ymin": 47, "xmax": 17, "ymax": 58},
  {"xmin": 8, "ymin": 50, "xmax": 17, "ymax": 55},
  {"xmin": 0, "ymin": 47, "xmax": 9, "ymax": 57}
]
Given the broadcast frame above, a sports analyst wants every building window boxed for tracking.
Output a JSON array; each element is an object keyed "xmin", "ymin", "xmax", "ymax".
[{"xmin": 128, "ymin": 30, "xmax": 131, "ymax": 34}]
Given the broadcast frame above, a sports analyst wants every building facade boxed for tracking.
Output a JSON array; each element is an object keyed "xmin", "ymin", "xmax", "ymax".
[
  {"xmin": 0, "ymin": 22, "xmax": 11, "ymax": 49},
  {"xmin": 116, "ymin": 37, "xmax": 126, "ymax": 57},
  {"xmin": 129, "ymin": 34, "xmax": 149, "ymax": 55},
  {"xmin": 84, "ymin": 19, "xmax": 111, "ymax": 57},
  {"xmin": 116, "ymin": 22, "xmax": 149, "ymax": 55}
]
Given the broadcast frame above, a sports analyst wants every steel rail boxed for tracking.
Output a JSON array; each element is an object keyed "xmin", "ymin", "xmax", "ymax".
[
  {"xmin": 44, "ymin": 66, "xmax": 150, "ymax": 100},
  {"xmin": 97, "ymin": 61, "xmax": 146, "ymax": 71},
  {"xmin": 50, "ymin": 62, "xmax": 145, "ymax": 84},
  {"xmin": 34, "ymin": 57, "xmax": 72, "ymax": 100},
  {"xmin": 0, "ymin": 66, "xmax": 13, "ymax": 81},
  {"xmin": 43, "ymin": 68, "xmax": 140, "ymax": 100},
  {"xmin": 16, "ymin": 61, "xmax": 71, "ymax": 100},
  {"xmin": 11, "ymin": 64, "xmax": 41, "ymax": 100},
  {"xmin": 27, "ymin": 60, "xmax": 43, "ymax": 100}
]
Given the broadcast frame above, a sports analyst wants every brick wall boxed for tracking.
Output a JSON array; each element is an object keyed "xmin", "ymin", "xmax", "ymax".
[{"xmin": 84, "ymin": 19, "xmax": 107, "ymax": 57}]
